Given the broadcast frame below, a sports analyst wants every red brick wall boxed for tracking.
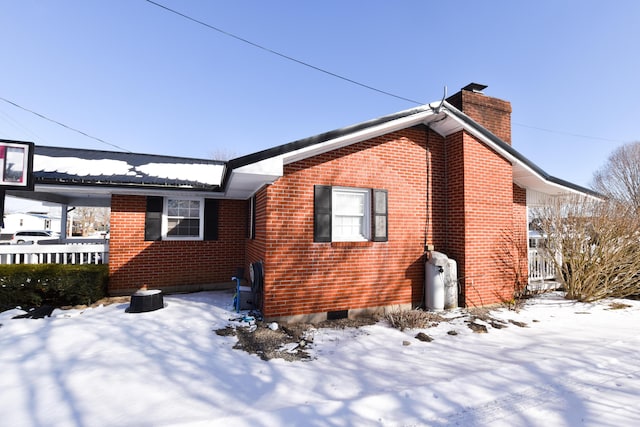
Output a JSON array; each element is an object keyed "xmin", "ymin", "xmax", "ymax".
[
  {"xmin": 442, "ymin": 88, "xmax": 521, "ymax": 306},
  {"xmin": 513, "ymin": 184, "xmax": 529, "ymax": 291},
  {"xmin": 455, "ymin": 131, "xmax": 517, "ymax": 306},
  {"xmin": 108, "ymin": 194, "xmax": 246, "ymax": 294},
  {"xmin": 254, "ymin": 123, "xmax": 526, "ymax": 317},
  {"xmin": 448, "ymin": 90, "xmax": 512, "ymax": 144},
  {"xmin": 246, "ymin": 186, "xmax": 267, "ymax": 267},
  {"xmin": 245, "ymin": 186, "xmax": 268, "ymax": 302},
  {"xmin": 427, "ymin": 131, "xmax": 448, "ymax": 251},
  {"xmin": 444, "ymin": 130, "xmax": 466, "ymax": 288},
  {"xmin": 259, "ymin": 127, "xmax": 432, "ymax": 318},
  {"xmin": 106, "ymin": 92, "xmax": 525, "ymax": 311}
]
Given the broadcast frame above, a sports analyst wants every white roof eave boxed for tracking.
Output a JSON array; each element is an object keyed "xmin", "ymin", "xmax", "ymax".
[
  {"xmin": 224, "ymin": 103, "xmax": 591, "ymax": 200},
  {"xmin": 224, "ymin": 156, "xmax": 283, "ymax": 199},
  {"xmin": 282, "ymin": 108, "xmax": 442, "ymax": 165},
  {"xmin": 224, "ymin": 105, "xmax": 445, "ymax": 198}
]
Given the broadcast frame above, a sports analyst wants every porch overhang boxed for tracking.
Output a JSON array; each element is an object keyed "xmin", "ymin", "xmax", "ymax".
[{"xmin": 7, "ymin": 146, "xmax": 227, "ymax": 207}]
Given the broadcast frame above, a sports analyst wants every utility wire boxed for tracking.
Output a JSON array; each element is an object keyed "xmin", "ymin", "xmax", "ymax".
[
  {"xmin": 1, "ymin": 2, "xmax": 623, "ymax": 152},
  {"xmin": 145, "ymin": 1, "xmax": 626, "ymax": 146},
  {"xmin": 144, "ymin": 0, "xmax": 424, "ymax": 105},
  {"xmin": 0, "ymin": 106, "xmax": 45, "ymax": 143},
  {"xmin": 0, "ymin": 96, "xmax": 132, "ymax": 152},
  {"xmin": 513, "ymin": 122, "xmax": 626, "ymax": 144}
]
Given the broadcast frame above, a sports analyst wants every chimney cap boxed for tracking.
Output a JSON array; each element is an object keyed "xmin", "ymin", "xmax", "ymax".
[{"xmin": 462, "ymin": 83, "xmax": 488, "ymax": 93}]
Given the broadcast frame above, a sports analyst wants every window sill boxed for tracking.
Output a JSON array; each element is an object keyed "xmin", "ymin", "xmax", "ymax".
[{"xmin": 331, "ymin": 241, "xmax": 374, "ymax": 248}]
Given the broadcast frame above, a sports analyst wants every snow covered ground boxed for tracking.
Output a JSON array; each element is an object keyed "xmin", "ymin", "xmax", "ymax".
[{"xmin": 1, "ymin": 291, "xmax": 639, "ymax": 427}]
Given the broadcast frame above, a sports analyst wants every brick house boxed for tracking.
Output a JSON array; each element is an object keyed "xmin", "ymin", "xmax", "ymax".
[{"xmin": 17, "ymin": 83, "xmax": 596, "ymax": 321}]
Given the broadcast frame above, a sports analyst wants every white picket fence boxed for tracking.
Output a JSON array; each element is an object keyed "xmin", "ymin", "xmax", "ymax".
[
  {"xmin": 528, "ymin": 248, "xmax": 557, "ymax": 282},
  {"xmin": 0, "ymin": 240, "xmax": 109, "ymax": 265}
]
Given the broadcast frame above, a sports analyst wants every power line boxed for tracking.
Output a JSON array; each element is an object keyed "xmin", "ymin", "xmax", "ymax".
[
  {"xmin": 144, "ymin": 0, "xmax": 424, "ymax": 105},
  {"xmin": 0, "ymin": 96, "xmax": 132, "ymax": 152},
  {"xmin": 145, "ymin": 1, "xmax": 627, "ymax": 147},
  {"xmin": 513, "ymin": 122, "xmax": 627, "ymax": 144},
  {"xmin": 2, "ymin": 3, "xmax": 624, "ymax": 153},
  {"xmin": 0, "ymin": 106, "xmax": 45, "ymax": 142}
]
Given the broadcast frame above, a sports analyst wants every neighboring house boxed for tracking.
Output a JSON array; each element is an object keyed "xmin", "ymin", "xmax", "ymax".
[
  {"xmin": 5, "ymin": 84, "xmax": 598, "ymax": 321},
  {"xmin": 1, "ymin": 212, "xmax": 61, "ymax": 236}
]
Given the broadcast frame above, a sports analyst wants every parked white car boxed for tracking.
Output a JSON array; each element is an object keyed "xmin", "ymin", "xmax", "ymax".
[{"xmin": 10, "ymin": 230, "xmax": 61, "ymax": 244}]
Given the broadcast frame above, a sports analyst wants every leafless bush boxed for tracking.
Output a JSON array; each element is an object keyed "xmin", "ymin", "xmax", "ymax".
[
  {"xmin": 592, "ymin": 141, "xmax": 640, "ymax": 213},
  {"xmin": 533, "ymin": 195, "xmax": 640, "ymax": 302},
  {"xmin": 491, "ymin": 228, "xmax": 530, "ymax": 307},
  {"xmin": 384, "ymin": 309, "xmax": 443, "ymax": 331}
]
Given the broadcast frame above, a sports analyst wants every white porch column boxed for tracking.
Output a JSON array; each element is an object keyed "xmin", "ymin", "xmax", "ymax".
[{"xmin": 60, "ymin": 205, "xmax": 69, "ymax": 242}]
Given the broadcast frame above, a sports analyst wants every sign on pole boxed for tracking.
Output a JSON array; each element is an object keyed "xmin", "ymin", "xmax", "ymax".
[
  {"xmin": 0, "ymin": 139, "xmax": 34, "ymax": 190},
  {"xmin": 0, "ymin": 139, "xmax": 35, "ymax": 227}
]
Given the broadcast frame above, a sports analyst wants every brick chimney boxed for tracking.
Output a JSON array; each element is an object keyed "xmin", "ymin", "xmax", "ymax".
[{"xmin": 447, "ymin": 83, "xmax": 512, "ymax": 145}]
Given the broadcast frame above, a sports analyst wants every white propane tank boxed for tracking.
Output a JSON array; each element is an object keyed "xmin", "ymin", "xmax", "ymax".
[
  {"xmin": 425, "ymin": 251, "xmax": 447, "ymax": 311},
  {"xmin": 444, "ymin": 258, "xmax": 458, "ymax": 309},
  {"xmin": 426, "ymin": 251, "xmax": 458, "ymax": 311}
]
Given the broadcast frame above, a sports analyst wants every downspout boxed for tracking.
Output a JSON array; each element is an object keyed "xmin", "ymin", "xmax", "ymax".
[
  {"xmin": 443, "ymin": 125, "xmax": 449, "ymax": 252},
  {"xmin": 424, "ymin": 129, "xmax": 432, "ymax": 255}
]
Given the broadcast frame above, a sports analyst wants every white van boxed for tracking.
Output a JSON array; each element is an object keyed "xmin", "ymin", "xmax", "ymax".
[{"xmin": 10, "ymin": 230, "xmax": 61, "ymax": 244}]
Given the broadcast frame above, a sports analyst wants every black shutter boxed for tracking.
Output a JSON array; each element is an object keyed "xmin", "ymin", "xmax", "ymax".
[
  {"xmin": 372, "ymin": 189, "xmax": 388, "ymax": 242},
  {"xmin": 145, "ymin": 196, "xmax": 163, "ymax": 241},
  {"xmin": 204, "ymin": 199, "xmax": 219, "ymax": 241},
  {"xmin": 314, "ymin": 185, "xmax": 332, "ymax": 242}
]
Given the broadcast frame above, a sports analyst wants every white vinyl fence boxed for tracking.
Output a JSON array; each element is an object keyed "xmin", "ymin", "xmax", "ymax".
[
  {"xmin": 0, "ymin": 240, "xmax": 108, "ymax": 265},
  {"xmin": 528, "ymin": 248, "xmax": 557, "ymax": 282}
]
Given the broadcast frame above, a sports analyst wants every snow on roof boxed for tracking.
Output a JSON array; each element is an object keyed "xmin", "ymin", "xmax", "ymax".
[
  {"xmin": 135, "ymin": 162, "xmax": 223, "ymax": 186},
  {"xmin": 33, "ymin": 147, "xmax": 224, "ymax": 189},
  {"xmin": 35, "ymin": 156, "xmax": 134, "ymax": 176}
]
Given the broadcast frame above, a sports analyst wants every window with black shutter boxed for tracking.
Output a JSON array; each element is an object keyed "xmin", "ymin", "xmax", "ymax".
[
  {"xmin": 313, "ymin": 185, "xmax": 388, "ymax": 243},
  {"xmin": 144, "ymin": 196, "xmax": 217, "ymax": 241}
]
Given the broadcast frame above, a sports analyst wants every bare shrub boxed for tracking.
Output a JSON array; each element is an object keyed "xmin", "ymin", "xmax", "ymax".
[
  {"xmin": 533, "ymin": 195, "xmax": 640, "ymax": 302},
  {"xmin": 592, "ymin": 141, "xmax": 640, "ymax": 213},
  {"xmin": 491, "ymin": 228, "xmax": 530, "ymax": 307},
  {"xmin": 384, "ymin": 309, "xmax": 443, "ymax": 331}
]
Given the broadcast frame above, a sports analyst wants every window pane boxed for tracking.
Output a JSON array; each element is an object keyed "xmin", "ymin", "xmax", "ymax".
[
  {"xmin": 334, "ymin": 215, "xmax": 363, "ymax": 238},
  {"xmin": 334, "ymin": 192, "xmax": 364, "ymax": 216},
  {"xmin": 332, "ymin": 188, "xmax": 370, "ymax": 241},
  {"xmin": 167, "ymin": 218, "xmax": 200, "ymax": 236},
  {"xmin": 168, "ymin": 199, "xmax": 200, "ymax": 218},
  {"xmin": 167, "ymin": 199, "xmax": 180, "ymax": 216},
  {"xmin": 166, "ymin": 198, "xmax": 201, "ymax": 238}
]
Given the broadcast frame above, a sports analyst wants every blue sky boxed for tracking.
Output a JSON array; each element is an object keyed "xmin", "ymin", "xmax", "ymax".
[{"xmin": 1, "ymin": 0, "xmax": 639, "ymax": 198}]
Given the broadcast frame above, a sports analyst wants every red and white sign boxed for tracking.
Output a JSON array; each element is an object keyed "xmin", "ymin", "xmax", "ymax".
[{"xmin": 0, "ymin": 140, "xmax": 34, "ymax": 189}]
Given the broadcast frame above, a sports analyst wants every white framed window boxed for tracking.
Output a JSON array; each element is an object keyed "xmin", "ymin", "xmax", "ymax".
[
  {"xmin": 314, "ymin": 185, "xmax": 387, "ymax": 243},
  {"xmin": 332, "ymin": 187, "xmax": 371, "ymax": 241},
  {"xmin": 162, "ymin": 197, "xmax": 204, "ymax": 240}
]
